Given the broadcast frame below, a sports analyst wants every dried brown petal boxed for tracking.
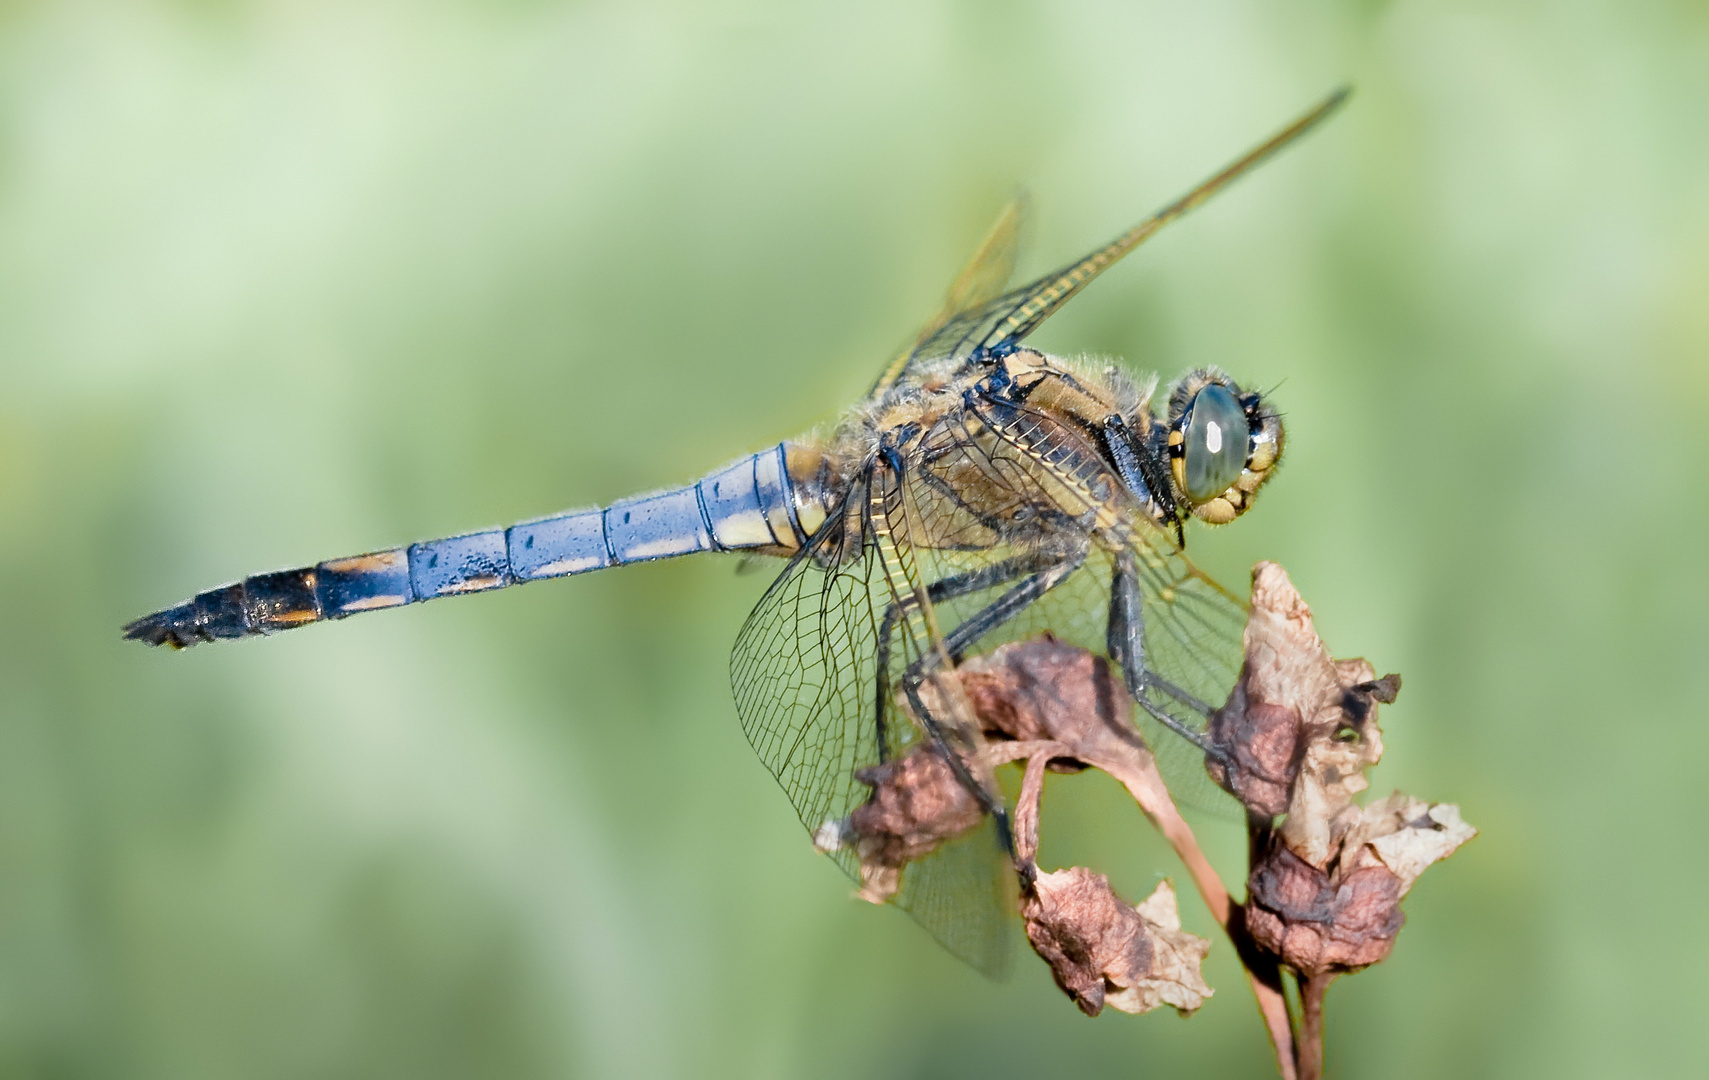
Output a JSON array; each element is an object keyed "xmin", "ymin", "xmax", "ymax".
[
  {"xmin": 815, "ymin": 746, "xmax": 984, "ymax": 904},
  {"xmin": 1022, "ymin": 872, "xmax": 1211, "ymax": 1017},
  {"xmin": 1284, "ymin": 657, "xmax": 1389, "ymax": 870},
  {"xmin": 1338, "ymin": 793, "xmax": 1478, "ymax": 892},
  {"xmin": 1212, "ymin": 563, "xmax": 1397, "ymax": 866},
  {"xmin": 956, "ymin": 636, "xmax": 1151, "ymax": 777},
  {"xmin": 1205, "ymin": 691, "xmax": 1301, "ymax": 817},
  {"xmin": 1241, "ymin": 563, "xmax": 1351, "ymax": 739},
  {"xmin": 1245, "ymin": 837, "xmax": 1405, "ymax": 976},
  {"xmin": 1110, "ymin": 881, "xmax": 1217, "ymax": 1016}
]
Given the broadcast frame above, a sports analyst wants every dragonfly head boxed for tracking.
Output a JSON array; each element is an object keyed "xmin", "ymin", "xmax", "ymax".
[{"xmin": 1164, "ymin": 369, "xmax": 1283, "ymax": 525}]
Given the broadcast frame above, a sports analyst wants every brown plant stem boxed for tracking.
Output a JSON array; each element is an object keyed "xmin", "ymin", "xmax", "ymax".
[
  {"xmin": 1097, "ymin": 752, "xmax": 1298, "ymax": 1077},
  {"xmin": 1010, "ymin": 747, "xmax": 1059, "ymax": 864},
  {"xmin": 1298, "ymin": 974, "xmax": 1334, "ymax": 1080},
  {"xmin": 1241, "ymin": 946, "xmax": 1299, "ymax": 1080},
  {"xmin": 982, "ymin": 734, "xmax": 1299, "ymax": 1073}
]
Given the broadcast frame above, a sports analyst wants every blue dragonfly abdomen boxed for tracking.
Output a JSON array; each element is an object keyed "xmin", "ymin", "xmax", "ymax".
[{"xmin": 124, "ymin": 443, "xmax": 823, "ymax": 649}]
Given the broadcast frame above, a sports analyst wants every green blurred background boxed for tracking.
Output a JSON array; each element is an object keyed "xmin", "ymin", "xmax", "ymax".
[{"xmin": 2, "ymin": 1, "xmax": 1705, "ymax": 1076}]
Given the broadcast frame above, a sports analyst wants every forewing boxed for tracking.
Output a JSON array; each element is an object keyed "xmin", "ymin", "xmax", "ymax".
[
  {"xmin": 1116, "ymin": 536, "xmax": 1253, "ymax": 815},
  {"xmin": 1127, "ymin": 528, "xmax": 1250, "ymax": 748},
  {"xmin": 891, "ymin": 89, "xmax": 1350, "ymax": 382},
  {"xmin": 870, "ymin": 194, "xmax": 1028, "ymax": 397}
]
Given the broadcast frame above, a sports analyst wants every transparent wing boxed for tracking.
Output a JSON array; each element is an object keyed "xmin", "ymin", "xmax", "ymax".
[
  {"xmin": 940, "ymin": 195, "xmax": 1029, "ymax": 331},
  {"xmin": 893, "ymin": 815, "xmax": 1014, "ymax": 978},
  {"xmin": 730, "ymin": 470, "xmax": 1018, "ymax": 978},
  {"xmin": 729, "ymin": 394, "xmax": 1256, "ymax": 976},
  {"xmin": 889, "ymin": 89, "xmax": 1350, "ymax": 384},
  {"xmin": 951, "ymin": 539, "xmax": 1248, "ymax": 817},
  {"xmin": 870, "ymin": 193, "xmax": 1029, "ymax": 397},
  {"xmin": 924, "ymin": 401, "xmax": 1249, "ymax": 814},
  {"xmin": 731, "ymin": 495, "xmax": 894, "ymax": 842}
]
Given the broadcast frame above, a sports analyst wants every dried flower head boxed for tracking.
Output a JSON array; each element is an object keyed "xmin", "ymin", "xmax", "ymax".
[
  {"xmin": 1022, "ymin": 873, "xmax": 1212, "ymax": 1017},
  {"xmin": 1245, "ymin": 795, "xmax": 1476, "ymax": 976},
  {"xmin": 814, "ymin": 744, "xmax": 985, "ymax": 904},
  {"xmin": 1214, "ymin": 563, "xmax": 1476, "ymax": 977}
]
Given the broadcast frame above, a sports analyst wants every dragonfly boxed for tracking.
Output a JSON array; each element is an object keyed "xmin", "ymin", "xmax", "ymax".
[{"xmin": 126, "ymin": 89, "xmax": 1348, "ymax": 978}]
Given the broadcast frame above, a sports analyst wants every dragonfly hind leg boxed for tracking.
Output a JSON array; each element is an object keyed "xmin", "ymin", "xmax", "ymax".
[
  {"xmin": 871, "ymin": 551, "xmax": 1066, "ymax": 761},
  {"xmin": 939, "ymin": 553, "xmax": 1084, "ymax": 661},
  {"xmin": 888, "ymin": 549, "xmax": 1088, "ymax": 861}
]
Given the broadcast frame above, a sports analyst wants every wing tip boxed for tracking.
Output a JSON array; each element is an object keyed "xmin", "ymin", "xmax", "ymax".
[{"xmin": 1306, "ymin": 85, "xmax": 1354, "ymax": 130}]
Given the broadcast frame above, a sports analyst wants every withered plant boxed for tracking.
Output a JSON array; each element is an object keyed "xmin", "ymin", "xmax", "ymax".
[{"xmin": 822, "ymin": 562, "xmax": 1473, "ymax": 1078}]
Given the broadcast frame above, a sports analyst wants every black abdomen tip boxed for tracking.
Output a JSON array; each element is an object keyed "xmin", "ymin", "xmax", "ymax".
[
  {"xmin": 122, "ymin": 581, "xmax": 255, "ymax": 649},
  {"xmin": 126, "ymin": 565, "xmax": 344, "ymax": 649},
  {"xmin": 121, "ymin": 603, "xmax": 203, "ymax": 649}
]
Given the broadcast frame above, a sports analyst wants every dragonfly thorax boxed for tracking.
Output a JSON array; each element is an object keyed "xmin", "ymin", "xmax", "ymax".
[{"xmin": 962, "ymin": 351, "xmax": 1286, "ymax": 532}]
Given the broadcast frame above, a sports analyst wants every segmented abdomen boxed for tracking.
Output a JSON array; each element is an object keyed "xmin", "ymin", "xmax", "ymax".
[{"xmin": 124, "ymin": 443, "xmax": 818, "ymax": 648}]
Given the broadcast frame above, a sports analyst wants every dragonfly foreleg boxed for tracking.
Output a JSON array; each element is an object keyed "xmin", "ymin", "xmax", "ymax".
[{"xmin": 1107, "ymin": 551, "xmax": 1221, "ymax": 756}]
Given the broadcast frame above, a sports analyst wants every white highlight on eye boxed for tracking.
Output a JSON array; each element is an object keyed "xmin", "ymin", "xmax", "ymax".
[{"xmin": 1205, "ymin": 421, "xmax": 1223, "ymax": 454}]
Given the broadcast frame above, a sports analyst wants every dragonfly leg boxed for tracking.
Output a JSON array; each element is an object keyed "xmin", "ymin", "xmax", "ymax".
[
  {"xmin": 871, "ymin": 551, "xmax": 1063, "ymax": 763},
  {"xmin": 1107, "ymin": 551, "xmax": 1222, "ymax": 756},
  {"xmin": 898, "ymin": 678, "xmax": 1019, "ymax": 859},
  {"xmin": 939, "ymin": 553, "xmax": 1085, "ymax": 660},
  {"xmin": 893, "ymin": 550, "xmax": 1088, "ymax": 860}
]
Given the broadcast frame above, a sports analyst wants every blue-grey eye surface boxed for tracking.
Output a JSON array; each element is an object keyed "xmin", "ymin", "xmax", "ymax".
[{"xmin": 1184, "ymin": 384, "xmax": 1250, "ymax": 502}]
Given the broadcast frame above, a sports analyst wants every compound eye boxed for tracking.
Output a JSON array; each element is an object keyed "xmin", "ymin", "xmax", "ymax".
[{"xmin": 1183, "ymin": 384, "xmax": 1250, "ymax": 503}]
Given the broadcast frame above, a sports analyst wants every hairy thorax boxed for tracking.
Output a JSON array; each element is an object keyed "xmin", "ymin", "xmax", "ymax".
[{"xmin": 777, "ymin": 351, "xmax": 1159, "ymax": 567}]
